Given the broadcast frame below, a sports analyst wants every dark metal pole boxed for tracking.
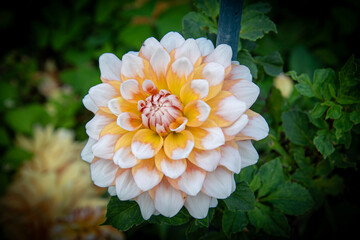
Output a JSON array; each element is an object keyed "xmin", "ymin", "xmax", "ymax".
[{"xmin": 216, "ymin": 0, "xmax": 244, "ymax": 61}]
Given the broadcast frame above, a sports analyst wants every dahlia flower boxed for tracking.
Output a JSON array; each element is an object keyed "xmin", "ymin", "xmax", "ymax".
[{"xmin": 82, "ymin": 32, "xmax": 269, "ymax": 219}]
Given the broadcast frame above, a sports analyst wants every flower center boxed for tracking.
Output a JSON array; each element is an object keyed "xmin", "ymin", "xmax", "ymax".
[{"xmin": 138, "ymin": 90, "xmax": 183, "ymax": 135}]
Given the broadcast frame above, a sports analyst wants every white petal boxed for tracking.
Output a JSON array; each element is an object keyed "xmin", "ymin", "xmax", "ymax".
[
  {"xmin": 195, "ymin": 38, "xmax": 214, "ymax": 56},
  {"xmin": 99, "ymin": 53, "xmax": 122, "ymax": 81},
  {"xmin": 136, "ymin": 192, "xmax": 155, "ymax": 220},
  {"xmin": 228, "ymin": 65, "xmax": 252, "ymax": 81},
  {"xmin": 185, "ymin": 192, "xmax": 211, "ymax": 219},
  {"xmin": 115, "ymin": 170, "xmax": 142, "ymax": 200},
  {"xmin": 174, "ymin": 38, "xmax": 201, "ymax": 65},
  {"xmin": 131, "ymin": 142, "xmax": 155, "ymax": 160},
  {"xmin": 90, "ymin": 159, "xmax": 118, "ymax": 187},
  {"xmin": 92, "ymin": 134, "xmax": 118, "ymax": 159},
  {"xmin": 209, "ymin": 198, "xmax": 218, "ymax": 208},
  {"xmin": 202, "ymin": 62, "xmax": 225, "ymax": 86},
  {"xmin": 204, "ymin": 44, "xmax": 232, "ymax": 68},
  {"xmin": 85, "ymin": 114, "xmax": 113, "ymax": 140},
  {"xmin": 133, "ymin": 164, "xmax": 162, "ymax": 191},
  {"xmin": 241, "ymin": 114, "xmax": 269, "ymax": 140},
  {"xmin": 140, "ymin": 37, "xmax": 162, "ymax": 60},
  {"xmin": 228, "ymin": 80, "xmax": 260, "ymax": 108},
  {"xmin": 150, "ymin": 47, "xmax": 171, "ymax": 77},
  {"xmin": 237, "ymin": 140, "xmax": 259, "ymax": 168},
  {"xmin": 121, "ymin": 53, "xmax": 145, "ymax": 79},
  {"xmin": 171, "ymin": 57, "xmax": 194, "ymax": 78},
  {"xmin": 108, "ymin": 186, "xmax": 116, "ymax": 196},
  {"xmin": 117, "ymin": 112, "xmax": 141, "ymax": 131},
  {"xmin": 177, "ymin": 166, "xmax": 206, "ymax": 196},
  {"xmin": 189, "ymin": 149, "xmax": 221, "ymax": 172},
  {"xmin": 160, "ymin": 32, "xmax": 185, "ymax": 52},
  {"xmin": 82, "ymin": 94, "xmax": 98, "ymax": 114},
  {"xmin": 108, "ymin": 98, "xmax": 121, "ymax": 116},
  {"xmin": 81, "ymin": 137, "xmax": 97, "ymax": 163},
  {"xmin": 113, "ymin": 147, "xmax": 137, "ymax": 168},
  {"xmin": 202, "ymin": 167, "xmax": 234, "ymax": 199},
  {"xmin": 191, "ymin": 79, "xmax": 209, "ymax": 99},
  {"xmin": 214, "ymin": 94, "xmax": 247, "ymax": 123},
  {"xmin": 154, "ymin": 180, "xmax": 184, "ymax": 217},
  {"xmin": 222, "ymin": 114, "xmax": 249, "ymax": 137},
  {"xmin": 89, "ymin": 83, "xmax": 118, "ymax": 107},
  {"xmin": 120, "ymin": 79, "xmax": 141, "ymax": 101},
  {"xmin": 219, "ymin": 144, "xmax": 241, "ymax": 174},
  {"xmin": 200, "ymin": 126, "xmax": 225, "ymax": 150},
  {"xmin": 159, "ymin": 158, "xmax": 186, "ymax": 179}
]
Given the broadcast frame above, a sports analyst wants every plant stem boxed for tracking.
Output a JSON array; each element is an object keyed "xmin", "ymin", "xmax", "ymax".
[{"xmin": 216, "ymin": 0, "xmax": 244, "ymax": 61}]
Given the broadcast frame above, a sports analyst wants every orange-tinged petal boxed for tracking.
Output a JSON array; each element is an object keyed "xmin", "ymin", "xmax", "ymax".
[
  {"xmin": 168, "ymin": 161, "xmax": 206, "ymax": 196},
  {"xmin": 206, "ymin": 91, "xmax": 246, "ymax": 127},
  {"xmin": 222, "ymin": 78, "xmax": 259, "ymax": 108},
  {"xmin": 188, "ymin": 148, "xmax": 221, "ymax": 172},
  {"xmin": 193, "ymin": 62, "xmax": 225, "ymax": 100},
  {"xmin": 222, "ymin": 114, "xmax": 249, "ymax": 141},
  {"xmin": 142, "ymin": 79, "xmax": 159, "ymax": 95},
  {"xmin": 113, "ymin": 131, "xmax": 138, "ymax": 168},
  {"xmin": 155, "ymin": 149, "xmax": 187, "ymax": 179},
  {"xmin": 184, "ymin": 100, "xmax": 211, "ymax": 127},
  {"xmin": 131, "ymin": 129, "xmax": 163, "ymax": 159},
  {"xmin": 150, "ymin": 47, "xmax": 171, "ymax": 90},
  {"xmin": 179, "ymin": 79, "xmax": 209, "ymax": 105},
  {"xmin": 169, "ymin": 117, "xmax": 188, "ymax": 133},
  {"xmin": 107, "ymin": 96, "xmax": 138, "ymax": 115},
  {"xmin": 164, "ymin": 130, "xmax": 194, "ymax": 160},
  {"xmin": 219, "ymin": 141, "xmax": 241, "ymax": 174},
  {"xmin": 166, "ymin": 57, "xmax": 194, "ymax": 96},
  {"xmin": 100, "ymin": 122, "xmax": 128, "ymax": 138},
  {"xmin": 117, "ymin": 112, "xmax": 142, "ymax": 131},
  {"xmin": 188, "ymin": 119, "xmax": 225, "ymax": 150},
  {"xmin": 120, "ymin": 79, "xmax": 146, "ymax": 103},
  {"xmin": 132, "ymin": 158, "xmax": 163, "ymax": 191},
  {"xmin": 235, "ymin": 110, "xmax": 269, "ymax": 141}
]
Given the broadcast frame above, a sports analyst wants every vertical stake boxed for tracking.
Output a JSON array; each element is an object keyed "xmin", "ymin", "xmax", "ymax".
[{"xmin": 216, "ymin": 0, "xmax": 244, "ymax": 61}]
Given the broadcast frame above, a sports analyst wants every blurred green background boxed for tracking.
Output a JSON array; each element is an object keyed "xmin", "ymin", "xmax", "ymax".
[{"xmin": 1, "ymin": 0, "xmax": 359, "ymax": 239}]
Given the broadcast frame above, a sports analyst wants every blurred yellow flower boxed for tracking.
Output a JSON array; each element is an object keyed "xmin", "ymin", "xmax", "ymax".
[
  {"xmin": 274, "ymin": 73, "xmax": 294, "ymax": 98},
  {"xmin": 0, "ymin": 126, "xmax": 124, "ymax": 240}
]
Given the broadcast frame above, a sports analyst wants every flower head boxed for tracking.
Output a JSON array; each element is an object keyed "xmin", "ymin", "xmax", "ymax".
[{"xmin": 82, "ymin": 32, "xmax": 269, "ymax": 219}]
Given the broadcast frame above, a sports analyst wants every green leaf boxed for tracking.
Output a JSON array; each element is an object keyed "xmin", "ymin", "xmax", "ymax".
[
  {"xmin": 224, "ymin": 181, "xmax": 255, "ymax": 211},
  {"xmin": 311, "ymin": 102, "xmax": 328, "ymax": 118},
  {"xmin": 313, "ymin": 129, "xmax": 335, "ymax": 158},
  {"xmin": 337, "ymin": 56, "xmax": 360, "ymax": 104},
  {"xmin": 289, "ymin": 71, "xmax": 315, "ymax": 98},
  {"xmin": 240, "ymin": 8, "xmax": 277, "ymax": 41},
  {"xmin": 60, "ymin": 65, "xmax": 100, "ymax": 96},
  {"xmin": 313, "ymin": 68, "xmax": 336, "ymax": 101},
  {"xmin": 333, "ymin": 112, "xmax": 353, "ymax": 138},
  {"xmin": 282, "ymin": 110, "xmax": 315, "ymax": 145},
  {"xmin": 222, "ymin": 210, "xmax": 248, "ymax": 234},
  {"xmin": 289, "ymin": 46, "xmax": 321, "ymax": 78},
  {"xmin": 326, "ymin": 104, "xmax": 342, "ymax": 119},
  {"xmin": 194, "ymin": 0, "xmax": 219, "ymax": 18},
  {"xmin": 257, "ymin": 158, "xmax": 285, "ymax": 198},
  {"xmin": 237, "ymin": 49, "xmax": 258, "ymax": 78},
  {"xmin": 245, "ymin": 2, "xmax": 271, "ymax": 14},
  {"xmin": 247, "ymin": 203, "xmax": 290, "ymax": 237},
  {"xmin": 148, "ymin": 208, "xmax": 191, "ymax": 226},
  {"xmin": 5, "ymin": 104, "xmax": 51, "ymax": 135},
  {"xmin": 182, "ymin": 12, "xmax": 217, "ymax": 38},
  {"xmin": 103, "ymin": 197, "xmax": 144, "ymax": 231},
  {"xmin": 262, "ymin": 182, "xmax": 314, "ymax": 215},
  {"xmin": 254, "ymin": 51, "xmax": 284, "ymax": 77},
  {"xmin": 350, "ymin": 110, "xmax": 360, "ymax": 124}
]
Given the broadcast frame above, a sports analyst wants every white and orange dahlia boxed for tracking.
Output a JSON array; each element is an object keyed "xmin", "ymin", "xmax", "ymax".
[{"xmin": 81, "ymin": 32, "xmax": 269, "ymax": 219}]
